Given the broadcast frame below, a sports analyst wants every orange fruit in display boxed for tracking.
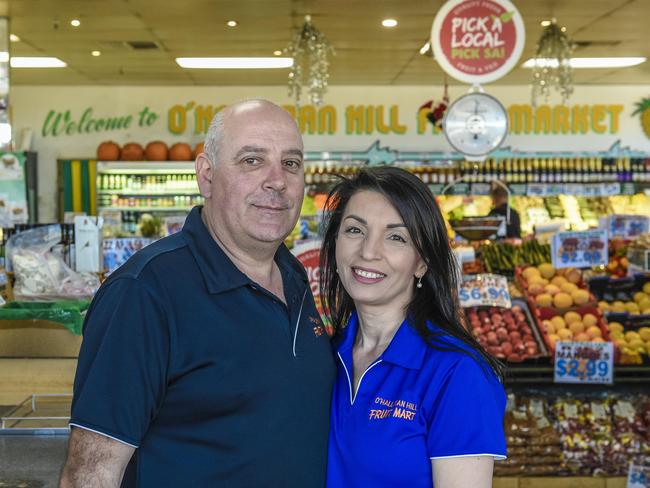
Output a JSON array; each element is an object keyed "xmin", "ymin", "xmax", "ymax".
[{"xmin": 574, "ymin": 332, "xmax": 590, "ymax": 342}]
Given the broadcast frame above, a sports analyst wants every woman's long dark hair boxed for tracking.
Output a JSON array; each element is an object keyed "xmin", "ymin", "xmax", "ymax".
[{"xmin": 319, "ymin": 166, "xmax": 505, "ymax": 382}]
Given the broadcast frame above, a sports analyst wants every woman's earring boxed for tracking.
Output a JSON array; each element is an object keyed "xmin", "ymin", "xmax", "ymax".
[{"xmin": 416, "ymin": 276, "xmax": 423, "ymax": 288}]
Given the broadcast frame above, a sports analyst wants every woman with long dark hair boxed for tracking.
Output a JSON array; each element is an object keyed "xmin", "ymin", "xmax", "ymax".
[{"xmin": 320, "ymin": 167, "xmax": 506, "ymax": 487}]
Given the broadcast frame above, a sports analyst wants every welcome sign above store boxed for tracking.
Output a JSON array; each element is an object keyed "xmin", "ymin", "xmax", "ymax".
[{"xmin": 40, "ymin": 102, "xmax": 625, "ymax": 139}]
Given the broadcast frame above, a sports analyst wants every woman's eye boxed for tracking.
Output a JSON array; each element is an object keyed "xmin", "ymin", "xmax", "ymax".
[
  {"xmin": 344, "ymin": 226, "xmax": 361, "ymax": 234},
  {"xmin": 389, "ymin": 234, "xmax": 406, "ymax": 243}
]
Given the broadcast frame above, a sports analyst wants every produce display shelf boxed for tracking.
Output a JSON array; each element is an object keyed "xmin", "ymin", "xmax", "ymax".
[
  {"xmin": 98, "ymin": 189, "xmax": 200, "ymax": 196},
  {"xmin": 96, "ymin": 161, "xmax": 195, "ymax": 174},
  {"xmin": 506, "ymin": 364, "xmax": 650, "ymax": 385},
  {"xmin": 98, "ymin": 206, "xmax": 193, "ymax": 212}
]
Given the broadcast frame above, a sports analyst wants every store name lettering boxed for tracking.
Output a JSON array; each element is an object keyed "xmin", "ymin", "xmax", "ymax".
[
  {"xmin": 508, "ymin": 104, "xmax": 623, "ymax": 135},
  {"xmin": 41, "ymin": 102, "xmax": 624, "ymax": 138}
]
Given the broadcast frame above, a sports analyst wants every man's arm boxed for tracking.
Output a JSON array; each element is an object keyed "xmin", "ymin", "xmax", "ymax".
[{"xmin": 59, "ymin": 427, "xmax": 135, "ymax": 488}]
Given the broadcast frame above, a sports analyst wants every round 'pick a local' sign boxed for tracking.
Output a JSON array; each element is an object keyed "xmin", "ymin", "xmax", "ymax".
[{"xmin": 431, "ymin": 0, "xmax": 525, "ymax": 84}]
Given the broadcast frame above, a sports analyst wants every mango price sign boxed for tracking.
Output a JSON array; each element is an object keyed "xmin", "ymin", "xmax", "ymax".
[
  {"xmin": 431, "ymin": 0, "xmax": 525, "ymax": 84},
  {"xmin": 551, "ymin": 230, "xmax": 609, "ymax": 269},
  {"xmin": 627, "ymin": 463, "xmax": 650, "ymax": 488},
  {"xmin": 554, "ymin": 341, "xmax": 614, "ymax": 385},
  {"xmin": 459, "ymin": 273, "xmax": 511, "ymax": 308}
]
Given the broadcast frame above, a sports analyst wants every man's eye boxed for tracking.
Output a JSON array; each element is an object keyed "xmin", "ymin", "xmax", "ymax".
[
  {"xmin": 284, "ymin": 159, "xmax": 301, "ymax": 168},
  {"xmin": 244, "ymin": 157, "xmax": 259, "ymax": 165}
]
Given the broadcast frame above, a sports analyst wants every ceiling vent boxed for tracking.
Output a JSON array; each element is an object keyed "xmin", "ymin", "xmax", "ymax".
[{"xmin": 125, "ymin": 41, "xmax": 160, "ymax": 50}]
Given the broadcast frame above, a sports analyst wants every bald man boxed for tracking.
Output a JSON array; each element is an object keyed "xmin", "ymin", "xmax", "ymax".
[{"xmin": 60, "ymin": 100, "xmax": 336, "ymax": 487}]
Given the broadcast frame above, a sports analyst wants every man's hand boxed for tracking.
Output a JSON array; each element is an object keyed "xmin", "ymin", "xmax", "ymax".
[{"xmin": 59, "ymin": 427, "xmax": 135, "ymax": 488}]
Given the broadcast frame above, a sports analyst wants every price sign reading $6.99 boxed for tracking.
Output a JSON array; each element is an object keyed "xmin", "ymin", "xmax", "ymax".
[
  {"xmin": 459, "ymin": 274, "xmax": 511, "ymax": 309},
  {"xmin": 554, "ymin": 341, "xmax": 614, "ymax": 385}
]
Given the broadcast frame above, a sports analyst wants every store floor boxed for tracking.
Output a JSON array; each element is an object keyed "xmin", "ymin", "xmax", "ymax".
[{"xmin": 0, "ymin": 434, "xmax": 68, "ymax": 488}]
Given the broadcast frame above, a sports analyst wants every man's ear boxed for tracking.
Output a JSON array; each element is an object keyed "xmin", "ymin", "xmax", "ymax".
[{"xmin": 195, "ymin": 153, "xmax": 213, "ymax": 198}]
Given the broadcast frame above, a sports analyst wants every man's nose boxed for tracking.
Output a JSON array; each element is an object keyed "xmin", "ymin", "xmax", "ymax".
[{"xmin": 263, "ymin": 160, "xmax": 287, "ymax": 192}]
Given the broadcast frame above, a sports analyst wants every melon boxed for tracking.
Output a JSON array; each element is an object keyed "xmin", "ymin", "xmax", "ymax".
[{"xmin": 560, "ymin": 283, "xmax": 578, "ymax": 293}]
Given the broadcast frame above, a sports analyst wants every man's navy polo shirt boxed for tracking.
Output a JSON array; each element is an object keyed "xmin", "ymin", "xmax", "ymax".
[
  {"xmin": 327, "ymin": 312, "xmax": 506, "ymax": 487},
  {"xmin": 70, "ymin": 206, "xmax": 336, "ymax": 487}
]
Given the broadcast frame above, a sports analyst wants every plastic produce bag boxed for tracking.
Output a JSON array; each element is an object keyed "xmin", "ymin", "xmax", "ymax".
[
  {"xmin": 6, "ymin": 225, "xmax": 100, "ymax": 301},
  {"xmin": 0, "ymin": 300, "xmax": 90, "ymax": 335}
]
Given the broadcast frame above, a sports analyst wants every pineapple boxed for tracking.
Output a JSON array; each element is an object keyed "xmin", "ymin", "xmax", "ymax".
[{"xmin": 632, "ymin": 97, "xmax": 650, "ymax": 138}]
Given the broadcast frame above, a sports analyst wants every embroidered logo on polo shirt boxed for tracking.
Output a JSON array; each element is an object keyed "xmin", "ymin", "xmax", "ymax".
[
  {"xmin": 369, "ymin": 396, "xmax": 418, "ymax": 421},
  {"xmin": 309, "ymin": 316, "xmax": 325, "ymax": 337}
]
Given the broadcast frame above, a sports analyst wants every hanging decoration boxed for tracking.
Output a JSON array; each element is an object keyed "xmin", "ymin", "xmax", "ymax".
[
  {"xmin": 284, "ymin": 15, "xmax": 335, "ymax": 106},
  {"xmin": 419, "ymin": 76, "xmax": 450, "ymax": 129},
  {"xmin": 531, "ymin": 19, "xmax": 574, "ymax": 106}
]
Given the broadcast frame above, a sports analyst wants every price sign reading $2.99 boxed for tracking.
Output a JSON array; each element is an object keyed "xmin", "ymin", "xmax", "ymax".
[
  {"xmin": 551, "ymin": 229, "xmax": 608, "ymax": 270},
  {"xmin": 554, "ymin": 341, "xmax": 614, "ymax": 385},
  {"xmin": 459, "ymin": 274, "xmax": 511, "ymax": 309}
]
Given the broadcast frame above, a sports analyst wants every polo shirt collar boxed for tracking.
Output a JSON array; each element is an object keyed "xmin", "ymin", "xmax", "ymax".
[
  {"xmin": 181, "ymin": 206, "xmax": 307, "ymax": 295},
  {"xmin": 336, "ymin": 311, "xmax": 427, "ymax": 370}
]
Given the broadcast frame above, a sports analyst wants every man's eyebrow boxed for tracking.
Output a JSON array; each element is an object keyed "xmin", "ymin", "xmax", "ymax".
[
  {"xmin": 234, "ymin": 146, "xmax": 267, "ymax": 159},
  {"xmin": 284, "ymin": 148, "xmax": 304, "ymax": 158}
]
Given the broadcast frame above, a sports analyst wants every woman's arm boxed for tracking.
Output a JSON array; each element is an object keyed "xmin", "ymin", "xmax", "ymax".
[{"xmin": 431, "ymin": 456, "xmax": 494, "ymax": 488}]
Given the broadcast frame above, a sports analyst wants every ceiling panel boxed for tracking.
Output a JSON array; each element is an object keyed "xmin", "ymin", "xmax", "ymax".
[{"xmin": 5, "ymin": 0, "xmax": 649, "ymax": 86}]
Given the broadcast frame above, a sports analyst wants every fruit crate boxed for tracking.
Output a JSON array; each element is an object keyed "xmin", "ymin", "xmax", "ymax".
[
  {"xmin": 464, "ymin": 298, "xmax": 550, "ymax": 364},
  {"xmin": 588, "ymin": 274, "xmax": 650, "ymax": 303},
  {"xmin": 527, "ymin": 300, "xmax": 616, "ymax": 361}
]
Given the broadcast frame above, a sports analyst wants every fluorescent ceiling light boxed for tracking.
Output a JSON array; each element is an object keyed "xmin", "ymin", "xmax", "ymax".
[
  {"xmin": 382, "ymin": 18, "xmax": 398, "ymax": 28},
  {"xmin": 70, "ymin": 19, "xmax": 81, "ymax": 27},
  {"xmin": 226, "ymin": 20, "xmax": 238, "ymax": 27},
  {"xmin": 176, "ymin": 57, "xmax": 293, "ymax": 69},
  {"xmin": 10, "ymin": 57, "xmax": 67, "ymax": 68},
  {"xmin": 522, "ymin": 57, "xmax": 646, "ymax": 69},
  {"xmin": 9, "ymin": 34, "xmax": 20, "ymax": 42},
  {"xmin": 91, "ymin": 50, "xmax": 101, "ymax": 57},
  {"xmin": 273, "ymin": 50, "xmax": 282, "ymax": 56},
  {"xmin": 540, "ymin": 20, "xmax": 552, "ymax": 27}
]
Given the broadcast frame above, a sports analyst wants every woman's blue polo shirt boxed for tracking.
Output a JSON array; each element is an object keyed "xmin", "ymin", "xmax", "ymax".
[{"xmin": 327, "ymin": 313, "xmax": 506, "ymax": 487}]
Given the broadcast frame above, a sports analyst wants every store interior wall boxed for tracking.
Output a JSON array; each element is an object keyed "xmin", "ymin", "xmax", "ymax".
[{"xmin": 11, "ymin": 84, "xmax": 650, "ymax": 222}]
